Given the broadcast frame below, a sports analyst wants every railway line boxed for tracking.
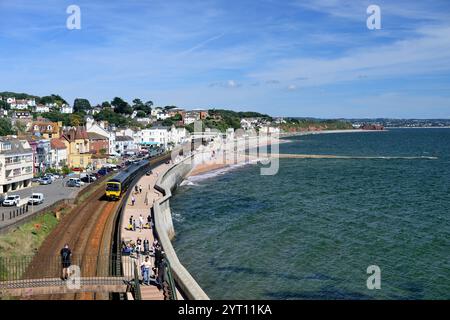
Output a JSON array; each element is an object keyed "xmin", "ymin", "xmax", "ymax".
[{"xmin": 23, "ymin": 154, "xmax": 171, "ymax": 300}]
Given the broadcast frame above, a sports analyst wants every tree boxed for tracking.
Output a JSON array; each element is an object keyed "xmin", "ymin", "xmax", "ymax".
[
  {"xmin": 101, "ymin": 101, "xmax": 111, "ymax": 109},
  {"xmin": 14, "ymin": 121, "xmax": 27, "ymax": 135},
  {"xmin": 0, "ymin": 100, "xmax": 10, "ymax": 110},
  {"xmin": 111, "ymin": 97, "xmax": 133, "ymax": 115},
  {"xmin": 136, "ymin": 110, "xmax": 147, "ymax": 118},
  {"xmin": 0, "ymin": 118, "xmax": 14, "ymax": 136},
  {"xmin": 69, "ymin": 114, "xmax": 82, "ymax": 127},
  {"xmin": 132, "ymin": 98, "xmax": 144, "ymax": 108},
  {"xmin": 132, "ymin": 98, "xmax": 152, "ymax": 115},
  {"xmin": 94, "ymin": 108, "xmax": 129, "ymax": 127},
  {"xmin": 39, "ymin": 94, "xmax": 67, "ymax": 106},
  {"xmin": 73, "ymin": 98, "xmax": 91, "ymax": 113}
]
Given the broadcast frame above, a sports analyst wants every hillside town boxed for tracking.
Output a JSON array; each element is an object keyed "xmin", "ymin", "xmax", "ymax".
[{"xmin": 0, "ymin": 93, "xmax": 289, "ymax": 195}]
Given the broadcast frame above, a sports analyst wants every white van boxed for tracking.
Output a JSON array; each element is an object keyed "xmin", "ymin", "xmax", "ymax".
[{"xmin": 28, "ymin": 193, "xmax": 45, "ymax": 205}]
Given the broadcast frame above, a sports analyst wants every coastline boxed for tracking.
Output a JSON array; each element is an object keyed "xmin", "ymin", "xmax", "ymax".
[{"xmin": 187, "ymin": 129, "xmax": 384, "ymax": 178}]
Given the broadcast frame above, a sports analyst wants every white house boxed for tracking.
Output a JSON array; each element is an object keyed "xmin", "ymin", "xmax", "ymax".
[
  {"xmin": 61, "ymin": 104, "xmax": 73, "ymax": 114},
  {"xmin": 183, "ymin": 111, "xmax": 199, "ymax": 125},
  {"xmin": 34, "ymin": 104, "xmax": 50, "ymax": 113},
  {"xmin": 258, "ymin": 126, "xmax": 280, "ymax": 135},
  {"xmin": 137, "ymin": 127, "xmax": 170, "ymax": 149},
  {"xmin": 85, "ymin": 117, "xmax": 116, "ymax": 156},
  {"xmin": 169, "ymin": 126, "xmax": 188, "ymax": 146},
  {"xmin": 115, "ymin": 136, "xmax": 137, "ymax": 156},
  {"xmin": 156, "ymin": 111, "xmax": 171, "ymax": 120},
  {"xmin": 0, "ymin": 137, "xmax": 34, "ymax": 193},
  {"xmin": 151, "ymin": 107, "xmax": 163, "ymax": 117},
  {"xmin": 50, "ymin": 138, "xmax": 68, "ymax": 169}
]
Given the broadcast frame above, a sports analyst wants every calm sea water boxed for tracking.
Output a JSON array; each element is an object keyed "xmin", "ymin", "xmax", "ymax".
[{"xmin": 171, "ymin": 129, "xmax": 450, "ymax": 299}]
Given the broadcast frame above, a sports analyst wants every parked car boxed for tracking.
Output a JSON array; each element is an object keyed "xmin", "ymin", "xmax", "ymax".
[
  {"xmin": 40, "ymin": 177, "xmax": 52, "ymax": 185},
  {"xmin": 97, "ymin": 168, "xmax": 108, "ymax": 176},
  {"xmin": 81, "ymin": 174, "xmax": 97, "ymax": 183},
  {"xmin": 67, "ymin": 178, "xmax": 84, "ymax": 187},
  {"xmin": 28, "ymin": 193, "xmax": 44, "ymax": 205},
  {"xmin": 32, "ymin": 177, "xmax": 42, "ymax": 183},
  {"xmin": 2, "ymin": 195, "xmax": 20, "ymax": 207}
]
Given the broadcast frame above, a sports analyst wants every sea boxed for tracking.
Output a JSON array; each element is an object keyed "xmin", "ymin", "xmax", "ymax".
[{"xmin": 170, "ymin": 128, "xmax": 450, "ymax": 299}]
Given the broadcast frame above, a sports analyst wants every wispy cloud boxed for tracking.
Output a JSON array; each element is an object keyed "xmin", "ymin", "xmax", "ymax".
[{"xmin": 0, "ymin": 0, "xmax": 449, "ymax": 118}]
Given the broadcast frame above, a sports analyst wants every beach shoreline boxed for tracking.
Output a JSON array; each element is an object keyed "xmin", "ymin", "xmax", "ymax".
[{"xmin": 187, "ymin": 129, "xmax": 385, "ymax": 178}]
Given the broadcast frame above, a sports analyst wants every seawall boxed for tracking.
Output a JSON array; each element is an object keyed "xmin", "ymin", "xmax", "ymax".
[{"xmin": 153, "ymin": 153, "xmax": 210, "ymax": 300}]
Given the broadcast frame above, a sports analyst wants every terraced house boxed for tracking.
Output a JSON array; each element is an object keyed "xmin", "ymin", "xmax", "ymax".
[
  {"xmin": 60, "ymin": 127, "xmax": 92, "ymax": 169},
  {"xmin": 0, "ymin": 137, "xmax": 33, "ymax": 193}
]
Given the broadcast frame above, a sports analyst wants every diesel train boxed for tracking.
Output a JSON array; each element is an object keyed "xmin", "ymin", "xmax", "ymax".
[{"xmin": 105, "ymin": 160, "xmax": 149, "ymax": 200}]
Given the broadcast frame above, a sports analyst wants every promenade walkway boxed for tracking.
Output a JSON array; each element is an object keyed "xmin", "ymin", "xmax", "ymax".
[{"xmin": 120, "ymin": 163, "xmax": 170, "ymax": 300}]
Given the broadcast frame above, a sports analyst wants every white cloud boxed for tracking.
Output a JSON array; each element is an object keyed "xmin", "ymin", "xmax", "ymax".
[{"xmin": 249, "ymin": 25, "xmax": 450, "ymax": 87}]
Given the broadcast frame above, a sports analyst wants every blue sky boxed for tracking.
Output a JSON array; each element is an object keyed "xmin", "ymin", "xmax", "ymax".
[{"xmin": 1, "ymin": 0, "xmax": 450, "ymax": 118}]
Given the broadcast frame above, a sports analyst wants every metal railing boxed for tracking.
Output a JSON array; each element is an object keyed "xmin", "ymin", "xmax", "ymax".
[
  {"xmin": 0, "ymin": 255, "xmax": 133, "ymax": 284},
  {"xmin": 0, "ymin": 204, "xmax": 30, "ymax": 223}
]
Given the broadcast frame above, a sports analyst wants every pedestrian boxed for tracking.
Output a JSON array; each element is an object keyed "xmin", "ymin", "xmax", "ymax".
[
  {"xmin": 136, "ymin": 237, "xmax": 142, "ymax": 257},
  {"xmin": 132, "ymin": 219, "xmax": 136, "ymax": 231},
  {"xmin": 139, "ymin": 215, "xmax": 144, "ymax": 232},
  {"xmin": 143, "ymin": 238, "xmax": 150, "ymax": 255},
  {"xmin": 139, "ymin": 185, "xmax": 142, "ymax": 194},
  {"xmin": 60, "ymin": 244, "xmax": 72, "ymax": 281},
  {"xmin": 156, "ymin": 257, "xmax": 166, "ymax": 288},
  {"xmin": 131, "ymin": 195, "xmax": 135, "ymax": 206},
  {"xmin": 147, "ymin": 214, "xmax": 152, "ymax": 226},
  {"xmin": 140, "ymin": 256, "xmax": 152, "ymax": 286},
  {"xmin": 135, "ymin": 185, "xmax": 138, "ymax": 193},
  {"xmin": 154, "ymin": 244, "xmax": 163, "ymax": 275}
]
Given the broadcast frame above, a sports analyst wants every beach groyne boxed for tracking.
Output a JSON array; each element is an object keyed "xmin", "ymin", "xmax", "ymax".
[{"xmin": 153, "ymin": 153, "xmax": 210, "ymax": 300}]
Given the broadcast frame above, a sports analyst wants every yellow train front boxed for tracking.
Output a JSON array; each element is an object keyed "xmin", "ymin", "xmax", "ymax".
[
  {"xmin": 104, "ymin": 160, "xmax": 150, "ymax": 200},
  {"xmin": 106, "ymin": 181, "xmax": 122, "ymax": 200}
]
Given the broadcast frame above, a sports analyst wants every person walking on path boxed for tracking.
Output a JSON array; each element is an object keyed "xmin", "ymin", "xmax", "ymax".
[
  {"xmin": 139, "ymin": 185, "xmax": 142, "ymax": 194},
  {"xmin": 141, "ymin": 256, "xmax": 152, "ymax": 286},
  {"xmin": 131, "ymin": 195, "xmax": 135, "ymax": 206},
  {"xmin": 139, "ymin": 214, "xmax": 144, "ymax": 232},
  {"xmin": 60, "ymin": 244, "xmax": 72, "ymax": 281}
]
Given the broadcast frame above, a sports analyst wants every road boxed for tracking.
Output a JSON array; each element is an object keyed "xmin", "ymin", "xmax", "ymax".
[{"xmin": 0, "ymin": 177, "xmax": 91, "ymax": 225}]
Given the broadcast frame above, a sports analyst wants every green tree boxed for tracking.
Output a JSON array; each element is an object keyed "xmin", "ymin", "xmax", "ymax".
[
  {"xmin": 101, "ymin": 101, "xmax": 111, "ymax": 109},
  {"xmin": 0, "ymin": 118, "xmax": 14, "ymax": 136},
  {"xmin": 14, "ymin": 121, "xmax": 27, "ymax": 135},
  {"xmin": 112, "ymin": 97, "xmax": 133, "ymax": 115},
  {"xmin": 39, "ymin": 94, "xmax": 67, "ymax": 106},
  {"xmin": 69, "ymin": 114, "xmax": 82, "ymax": 127},
  {"xmin": 73, "ymin": 98, "xmax": 91, "ymax": 113},
  {"xmin": 0, "ymin": 100, "xmax": 10, "ymax": 110},
  {"xmin": 136, "ymin": 110, "xmax": 147, "ymax": 118}
]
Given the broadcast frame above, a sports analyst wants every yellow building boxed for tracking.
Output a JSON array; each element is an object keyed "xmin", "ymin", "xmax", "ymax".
[{"xmin": 60, "ymin": 127, "xmax": 92, "ymax": 169}]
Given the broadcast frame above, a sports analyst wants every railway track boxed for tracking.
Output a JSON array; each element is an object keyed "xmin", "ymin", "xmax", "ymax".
[{"xmin": 24, "ymin": 154, "xmax": 171, "ymax": 300}]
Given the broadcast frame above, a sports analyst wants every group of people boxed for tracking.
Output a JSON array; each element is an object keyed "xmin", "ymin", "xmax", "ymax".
[
  {"xmin": 140, "ymin": 239, "xmax": 165, "ymax": 286},
  {"xmin": 122, "ymin": 237, "xmax": 154, "ymax": 257},
  {"xmin": 127, "ymin": 214, "xmax": 153, "ymax": 232}
]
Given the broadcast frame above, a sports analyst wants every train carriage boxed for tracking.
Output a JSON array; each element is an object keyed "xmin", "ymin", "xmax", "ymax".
[{"xmin": 105, "ymin": 160, "xmax": 149, "ymax": 200}]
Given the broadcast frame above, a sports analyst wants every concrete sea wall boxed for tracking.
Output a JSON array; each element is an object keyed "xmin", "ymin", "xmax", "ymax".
[{"xmin": 153, "ymin": 154, "xmax": 210, "ymax": 300}]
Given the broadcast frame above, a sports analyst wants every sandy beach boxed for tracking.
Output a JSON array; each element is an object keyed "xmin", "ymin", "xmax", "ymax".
[{"xmin": 187, "ymin": 129, "xmax": 382, "ymax": 177}]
